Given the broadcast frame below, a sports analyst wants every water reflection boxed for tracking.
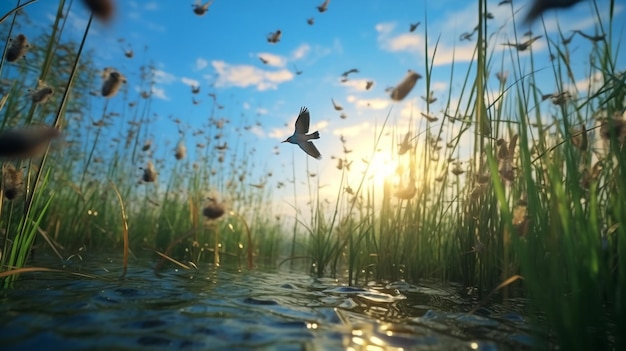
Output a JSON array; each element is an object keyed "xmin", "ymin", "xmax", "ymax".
[{"xmin": 0, "ymin": 255, "xmax": 532, "ymax": 350}]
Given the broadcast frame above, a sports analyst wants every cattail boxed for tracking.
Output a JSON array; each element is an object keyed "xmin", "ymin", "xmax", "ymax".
[
  {"xmin": 390, "ymin": 70, "xmax": 421, "ymax": 101},
  {"xmin": 0, "ymin": 126, "xmax": 60, "ymax": 159},
  {"xmin": 82, "ymin": 0, "xmax": 115, "ymax": 22},
  {"xmin": 101, "ymin": 68, "xmax": 126, "ymax": 98},
  {"xmin": 175, "ymin": 140, "xmax": 186, "ymax": 160},
  {"xmin": 6, "ymin": 34, "xmax": 29, "ymax": 62},
  {"xmin": 141, "ymin": 160, "xmax": 157, "ymax": 182},
  {"xmin": 2, "ymin": 164, "xmax": 23, "ymax": 200},
  {"xmin": 600, "ymin": 117, "xmax": 626, "ymax": 145},
  {"xmin": 202, "ymin": 199, "xmax": 225, "ymax": 220},
  {"xmin": 30, "ymin": 80, "xmax": 54, "ymax": 104}
]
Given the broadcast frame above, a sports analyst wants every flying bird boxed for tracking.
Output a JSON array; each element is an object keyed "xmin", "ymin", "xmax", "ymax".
[
  {"xmin": 409, "ymin": 22, "xmax": 420, "ymax": 32},
  {"xmin": 341, "ymin": 68, "xmax": 359, "ymax": 78},
  {"xmin": 267, "ymin": 30, "xmax": 282, "ymax": 43},
  {"xmin": 331, "ymin": 98, "xmax": 343, "ymax": 111},
  {"xmin": 365, "ymin": 80, "xmax": 374, "ymax": 90},
  {"xmin": 191, "ymin": 85, "xmax": 200, "ymax": 94},
  {"xmin": 307, "ymin": 17, "xmax": 314, "ymax": 25},
  {"xmin": 390, "ymin": 70, "xmax": 422, "ymax": 101},
  {"xmin": 316, "ymin": 0, "xmax": 330, "ymax": 13},
  {"xmin": 502, "ymin": 36, "xmax": 542, "ymax": 51},
  {"xmin": 259, "ymin": 56, "xmax": 269, "ymax": 64},
  {"xmin": 525, "ymin": 0, "xmax": 584, "ymax": 24},
  {"xmin": 192, "ymin": 0, "xmax": 213, "ymax": 16},
  {"xmin": 573, "ymin": 30, "xmax": 606, "ymax": 42},
  {"xmin": 282, "ymin": 107, "xmax": 321, "ymax": 159}
]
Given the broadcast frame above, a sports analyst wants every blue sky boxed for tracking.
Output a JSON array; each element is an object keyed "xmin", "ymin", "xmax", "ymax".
[{"xmin": 2, "ymin": 0, "xmax": 624, "ymax": 217}]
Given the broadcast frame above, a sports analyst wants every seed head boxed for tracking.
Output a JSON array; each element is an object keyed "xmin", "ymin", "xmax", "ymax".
[
  {"xmin": 6, "ymin": 34, "xmax": 29, "ymax": 62},
  {"xmin": 203, "ymin": 199, "xmax": 225, "ymax": 220},
  {"xmin": 175, "ymin": 140, "xmax": 186, "ymax": 160},
  {"xmin": 390, "ymin": 70, "xmax": 421, "ymax": 101},
  {"xmin": 30, "ymin": 80, "xmax": 54, "ymax": 104},
  {"xmin": 141, "ymin": 160, "xmax": 157, "ymax": 182},
  {"xmin": 82, "ymin": 0, "xmax": 115, "ymax": 22},
  {"xmin": 101, "ymin": 68, "xmax": 126, "ymax": 98},
  {"xmin": 2, "ymin": 164, "xmax": 23, "ymax": 200}
]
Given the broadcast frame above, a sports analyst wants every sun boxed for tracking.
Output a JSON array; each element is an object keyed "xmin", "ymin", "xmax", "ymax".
[{"xmin": 363, "ymin": 152, "xmax": 399, "ymax": 188}]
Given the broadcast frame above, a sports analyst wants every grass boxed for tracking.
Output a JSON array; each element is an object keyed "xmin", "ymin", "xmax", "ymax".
[{"xmin": 1, "ymin": 0, "xmax": 625, "ymax": 349}]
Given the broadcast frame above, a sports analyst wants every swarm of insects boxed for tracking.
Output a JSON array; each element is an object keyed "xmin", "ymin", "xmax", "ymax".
[
  {"xmin": 0, "ymin": 125, "xmax": 61, "ymax": 159},
  {"xmin": 29, "ymin": 80, "xmax": 54, "ymax": 104},
  {"xmin": 101, "ymin": 67, "xmax": 126, "ymax": 98},
  {"xmin": 2, "ymin": 164, "xmax": 24, "ymax": 200},
  {"xmin": 5, "ymin": 34, "xmax": 29, "ymax": 62}
]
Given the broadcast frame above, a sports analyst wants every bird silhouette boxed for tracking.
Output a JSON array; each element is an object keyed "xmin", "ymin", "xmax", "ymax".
[
  {"xmin": 267, "ymin": 30, "xmax": 282, "ymax": 43},
  {"xmin": 316, "ymin": 0, "xmax": 330, "ymax": 13},
  {"xmin": 409, "ymin": 22, "xmax": 420, "ymax": 32},
  {"xmin": 282, "ymin": 107, "xmax": 321, "ymax": 159},
  {"xmin": 192, "ymin": 0, "xmax": 213, "ymax": 16},
  {"xmin": 502, "ymin": 36, "xmax": 542, "ymax": 51},
  {"xmin": 331, "ymin": 98, "xmax": 343, "ymax": 111},
  {"xmin": 525, "ymin": 0, "xmax": 583, "ymax": 24}
]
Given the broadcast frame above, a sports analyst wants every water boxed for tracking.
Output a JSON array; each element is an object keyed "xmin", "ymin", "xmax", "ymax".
[{"xmin": 0, "ymin": 255, "xmax": 534, "ymax": 350}]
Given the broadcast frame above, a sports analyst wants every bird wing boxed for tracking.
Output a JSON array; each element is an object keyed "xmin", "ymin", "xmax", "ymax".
[
  {"xmin": 299, "ymin": 141, "xmax": 321, "ymax": 159},
  {"xmin": 295, "ymin": 107, "xmax": 310, "ymax": 134}
]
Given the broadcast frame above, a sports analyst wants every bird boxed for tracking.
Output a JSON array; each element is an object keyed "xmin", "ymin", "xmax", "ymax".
[
  {"xmin": 267, "ymin": 30, "xmax": 282, "ymax": 43},
  {"xmin": 307, "ymin": 17, "xmax": 314, "ymax": 25},
  {"xmin": 259, "ymin": 56, "xmax": 269, "ymax": 64},
  {"xmin": 365, "ymin": 80, "xmax": 374, "ymax": 90},
  {"xmin": 331, "ymin": 98, "xmax": 343, "ymax": 111},
  {"xmin": 502, "ymin": 36, "xmax": 542, "ymax": 51},
  {"xmin": 409, "ymin": 22, "xmax": 420, "ymax": 32},
  {"xmin": 341, "ymin": 68, "xmax": 359, "ymax": 78},
  {"xmin": 282, "ymin": 107, "xmax": 321, "ymax": 159},
  {"xmin": 192, "ymin": 0, "xmax": 213, "ymax": 16},
  {"xmin": 525, "ymin": 0, "xmax": 584, "ymax": 24},
  {"xmin": 390, "ymin": 70, "xmax": 421, "ymax": 101},
  {"xmin": 316, "ymin": 0, "xmax": 330, "ymax": 13},
  {"xmin": 573, "ymin": 30, "xmax": 605, "ymax": 42}
]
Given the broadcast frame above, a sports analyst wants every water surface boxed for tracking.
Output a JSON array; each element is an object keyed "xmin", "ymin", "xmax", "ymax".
[{"xmin": 0, "ymin": 255, "xmax": 534, "ymax": 350}]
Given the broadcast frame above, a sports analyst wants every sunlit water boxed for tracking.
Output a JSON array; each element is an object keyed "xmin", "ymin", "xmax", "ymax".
[{"xmin": 0, "ymin": 255, "xmax": 535, "ymax": 350}]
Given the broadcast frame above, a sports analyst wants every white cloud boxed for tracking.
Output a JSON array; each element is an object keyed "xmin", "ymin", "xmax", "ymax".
[
  {"xmin": 257, "ymin": 53, "xmax": 287, "ymax": 67},
  {"xmin": 195, "ymin": 58, "xmax": 209, "ymax": 71},
  {"xmin": 333, "ymin": 122, "xmax": 374, "ymax": 138},
  {"xmin": 347, "ymin": 95, "xmax": 391, "ymax": 110},
  {"xmin": 153, "ymin": 69, "xmax": 176, "ymax": 84},
  {"xmin": 341, "ymin": 79, "xmax": 371, "ymax": 92},
  {"xmin": 181, "ymin": 77, "xmax": 200, "ymax": 87},
  {"xmin": 150, "ymin": 86, "xmax": 168, "ymax": 101},
  {"xmin": 250, "ymin": 125, "xmax": 266, "ymax": 138},
  {"xmin": 211, "ymin": 60, "xmax": 294, "ymax": 91},
  {"xmin": 291, "ymin": 44, "xmax": 311, "ymax": 60},
  {"xmin": 387, "ymin": 33, "xmax": 420, "ymax": 52}
]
